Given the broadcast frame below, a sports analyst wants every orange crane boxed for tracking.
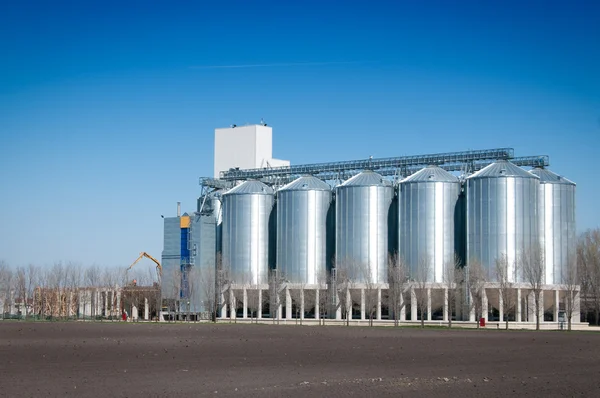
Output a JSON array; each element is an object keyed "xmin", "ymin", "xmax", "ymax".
[{"xmin": 127, "ymin": 252, "xmax": 162, "ymax": 284}]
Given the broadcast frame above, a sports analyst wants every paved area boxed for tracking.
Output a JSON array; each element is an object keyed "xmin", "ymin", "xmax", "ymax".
[{"xmin": 1, "ymin": 322, "xmax": 599, "ymax": 397}]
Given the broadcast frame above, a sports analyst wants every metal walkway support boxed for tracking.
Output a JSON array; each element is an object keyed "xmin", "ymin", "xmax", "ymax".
[
  {"xmin": 199, "ymin": 148, "xmax": 549, "ymax": 189},
  {"xmin": 219, "ymin": 148, "xmax": 516, "ymax": 180}
]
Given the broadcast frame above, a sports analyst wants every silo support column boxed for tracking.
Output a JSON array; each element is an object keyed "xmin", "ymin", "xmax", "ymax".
[
  {"xmin": 427, "ymin": 288, "xmax": 432, "ymax": 321},
  {"xmin": 376, "ymin": 287, "xmax": 382, "ymax": 321},
  {"xmin": 498, "ymin": 290, "xmax": 504, "ymax": 325},
  {"xmin": 443, "ymin": 288, "xmax": 448, "ymax": 322},
  {"xmin": 257, "ymin": 289, "xmax": 262, "ymax": 319},
  {"xmin": 516, "ymin": 288, "xmax": 522, "ymax": 322},
  {"xmin": 116, "ymin": 292, "xmax": 121, "ymax": 318},
  {"xmin": 554, "ymin": 290, "xmax": 560, "ymax": 322},
  {"xmin": 220, "ymin": 290, "xmax": 227, "ymax": 319},
  {"xmin": 527, "ymin": 291, "xmax": 535, "ymax": 323},
  {"xmin": 538, "ymin": 290, "xmax": 544, "ymax": 324},
  {"xmin": 335, "ymin": 290, "xmax": 342, "ymax": 320},
  {"xmin": 242, "ymin": 288, "xmax": 248, "ymax": 319},
  {"xmin": 469, "ymin": 292, "xmax": 475, "ymax": 322},
  {"xmin": 482, "ymin": 289, "xmax": 488, "ymax": 322},
  {"xmin": 103, "ymin": 291, "xmax": 107, "ymax": 317},
  {"xmin": 278, "ymin": 302, "xmax": 283, "ymax": 320},
  {"xmin": 410, "ymin": 287, "xmax": 417, "ymax": 321},
  {"xmin": 400, "ymin": 291, "xmax": 406, "ymax": 321},
  {"xmin": 360, "ymin": 289, "xmax": 365, "ymax": 321},
  {"xmin": 314, "ymin": 289, "xmax": 320, "ymax": 320},
  {"xmin": 571, "ymin": 290, "xmax": 580, "ymax": 324},
  {"xmin": 69, "ymin": 292, "xmax": 73, "ymax": 318},
  {"xmin": 300, "ymin": 288, "xmax": 305, "ymax": 320},
  {"xmin": 346, "ymin": 289, "xmax": 351, "ymax": 321},
  {"xmin": 229, "ymin": 289, "xmax": 236, "ymax": 320},
  {"xmin": 285, "ymin": 287, "xmax": 292, "ymax": 320}
]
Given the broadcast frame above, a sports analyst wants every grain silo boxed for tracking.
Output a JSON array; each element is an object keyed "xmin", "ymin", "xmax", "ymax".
[
  {"xmin": 399, "ymin": 165, "xmax": 461, "ymax": 283},
  {"xmin": 276, "ymin": 176, "xmax": 333, "ymax": 284},
  {"xmin": 466, "ymin": 160, "xmax": 539, "ymax": 282},
  {"xmin": 530, "ymin": 167, "xmax": 576, "ymax": 284},
  {"xmin": 221, "ymin": 180, "xmax": 274, "ymax": 285},
  {"xmin": 335, "ymin": 171, "xmax": 393, "ymax": 283}
]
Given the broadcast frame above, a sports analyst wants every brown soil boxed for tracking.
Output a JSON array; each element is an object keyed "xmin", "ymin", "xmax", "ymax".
[{"xmin": 0, "ymin": 321, "xmax": 598, "ymax": 397}]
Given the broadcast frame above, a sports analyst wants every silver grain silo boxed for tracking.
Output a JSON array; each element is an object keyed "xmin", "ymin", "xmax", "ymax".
[
  {"xmin": 466, "ymin": 160, "xmax": 539, "ymax": 282},
  {"xmin": 399, "ymin": 166, "xmax": 460, "ymax": 283},
  {"xmin": 335, "ymin": 171, "xmax": 393, "ymax": 283},
  {"xmin": 530, "ymin": 168, "xmax": 576, "ymax": 285},
  {"xmin": 276, "ymin": 176, "xmax": 332, "ymax": 284},
  {"xmin": 221, "ymin": 180, "xmax": 274, "ymax": 285}
]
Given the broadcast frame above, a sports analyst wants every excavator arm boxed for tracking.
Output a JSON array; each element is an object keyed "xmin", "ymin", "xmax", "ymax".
[{"xmin": 127, "ymin": 252, "xmax": 163, "ymax": 279}]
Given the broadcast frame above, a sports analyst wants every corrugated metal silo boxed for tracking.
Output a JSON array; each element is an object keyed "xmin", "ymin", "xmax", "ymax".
[
  {"xmin": 399, "ymin": 165, "xmax": 460, "ymax": 283},
  {"xmin": 222, "ymin": 180, "xmax": 274, "ymax": 285},
  {"xmin": 335, "ymin": 171, "xmax": 393, "ymax": 283},
  {"xmin": 530, "ymin": 168, "xmax": 576, "ymax": 284},
  {"xmin": 276, "ymin": 176, "xmax": 332, "ymax": 284},
  {"xmin": 466, "ymin": 160, "xmax": 540, "ymax": 282}
]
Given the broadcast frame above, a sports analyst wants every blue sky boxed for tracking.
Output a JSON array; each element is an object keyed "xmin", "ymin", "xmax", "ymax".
[{"xmin": 1, "ymin": 0, "xmax": 599, "ymax": 269}]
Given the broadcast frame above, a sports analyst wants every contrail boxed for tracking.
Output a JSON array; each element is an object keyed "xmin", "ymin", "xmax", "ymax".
[{"xmin": 189, "ymin": 61, "xmax": 371, "ymax": 69}]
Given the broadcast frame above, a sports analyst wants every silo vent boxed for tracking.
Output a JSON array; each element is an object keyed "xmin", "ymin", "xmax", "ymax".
[
  {"xmin": 302, "ymin": 183, "xmax": 308, "ymax": 188},
  {"xmin": 499, "ymin": 168, "xmax": 507, "ymax": 175},
  {"xmin": 428, "ymin": 174, "xmax": 435, "ymax": 180}
]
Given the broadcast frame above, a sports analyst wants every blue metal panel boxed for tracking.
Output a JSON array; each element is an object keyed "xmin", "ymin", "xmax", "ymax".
[
  {"xmin": 181, "ymin": 228, "xmax": 190, "ymax": 263},
  {"xmin": 161, "ymin": 217, "xmax": 182, "ymax": 300}
]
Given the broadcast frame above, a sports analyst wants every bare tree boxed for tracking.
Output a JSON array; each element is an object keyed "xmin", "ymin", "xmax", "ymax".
[
  {"xmin": 85, "ymin": 264, "xmax": 102, "ymax": 320},
  {"xmin": 521, "ymin": 245, "xmax": 545, "ymax": 330},
  {"xmin": 443, "ymin": 254, "xmax": 464, "ymax": 328},
  {"xmin": 47, "ymin": 262, "xmax": 65, "ymax": 319},
  {"xmin": 0, "ymin": 261, "xmax": 14, "ymax": 318},
  {"xmin": 239, "ymin": 269, "xmax": 262, "ymax": 323},
  {"xmin": 316, "ymin": 268, "xmax": 330, "ymax": 325},
  {"xmin": 357, "ymin": 262, "xmax": 379, "ymax": 327},
  {"xmin": 66, "ymin": 262, "xmax": 82, "ymax": 320},
  {"xmin": 303, "ymin": 287, "xmax": 317, "ymax": 324},
  {"xmin": 414, "ymin": 257, "xmax": 431, "ymax": 328},
  {"xmin": 466, "ymin": 258, "xmax": 486, "ymax": 328},
  {"xmin": 102, "ymin": 267, "xmax": 121, "ymax": 321},
  {"xmin": 269, "ymin": 269, "xmax": 286, "ymax": 324},
  {"xmin": 495, "ymin": 254, "xmax": 515, "ymax": 330},
  {"xmin": 185, "ymin": 266, "xmax": 197, "ymax": 321},
  {"xmin": 388, "ymin": 253, "xmax": 408, "ymax": 327},
  {"xmin": 577, "ymin": 245, "xmax": 592, "ymax": 324},
  {"xmin": 577, "ymin": 229, "xmax": 600, "ymax": 325},
  {"xmin": 168, "ymin": 265, "xmax": 182, "ymax": 319},
  {"xmin": 288, "ymin": 281, "xmax": 308, "ymax": 325},
  {"xmin": 15, "ymin": 266, "xmax": 27, "ymax": 318},
  {"xmin": 36, "ymin": 267, "xmax": 51, "ymax": 320},
  {"xmin": 562, "ymin": 254, "xmax": 579, "ymax": 331},
  {"xmin": 334, "ymin": 264, "xmax": 353, "ymax": 326},
  {"xmin": 213, "ymin": 252, "xmax": 230, "ymax": 322},
  {"xmin": 26, "ymin": 264, "xmax": 38, "ymax": 318},
  {"xmin": 198, "ymin": 263, "xmax": 216, "ymax": 322},
  {"xmin": 246, "ymin": 285, "xmax": 264, "ymax": 323}
]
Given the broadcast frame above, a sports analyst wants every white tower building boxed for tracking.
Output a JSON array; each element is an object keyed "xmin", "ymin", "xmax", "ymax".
[{"xmin": 214, "ymin": 124, "xmax": 290, "ymax": 178}]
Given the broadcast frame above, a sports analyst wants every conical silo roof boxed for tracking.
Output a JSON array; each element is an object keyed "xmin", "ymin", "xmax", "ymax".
[
  {"xmin": 530, "ymin": 168, "xmax": 575, "ymax": 186},
  {"xmin": 401, "ymin": 165, "xmax": 459, "ymax": 183},
  {"xmin": 467, "ymin": 160, "xmax": 538, "ymax": 179},
  {"xmin": 223, "ymin": 180, "xmax": 274, "ymax": 195},
  {"xmin": 279, "ymin": 176, "xmax": 331, "ymax": 191},
  {"xmin": 340, "ymin": 170, "xmax": 391, "ymax": 187}
]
